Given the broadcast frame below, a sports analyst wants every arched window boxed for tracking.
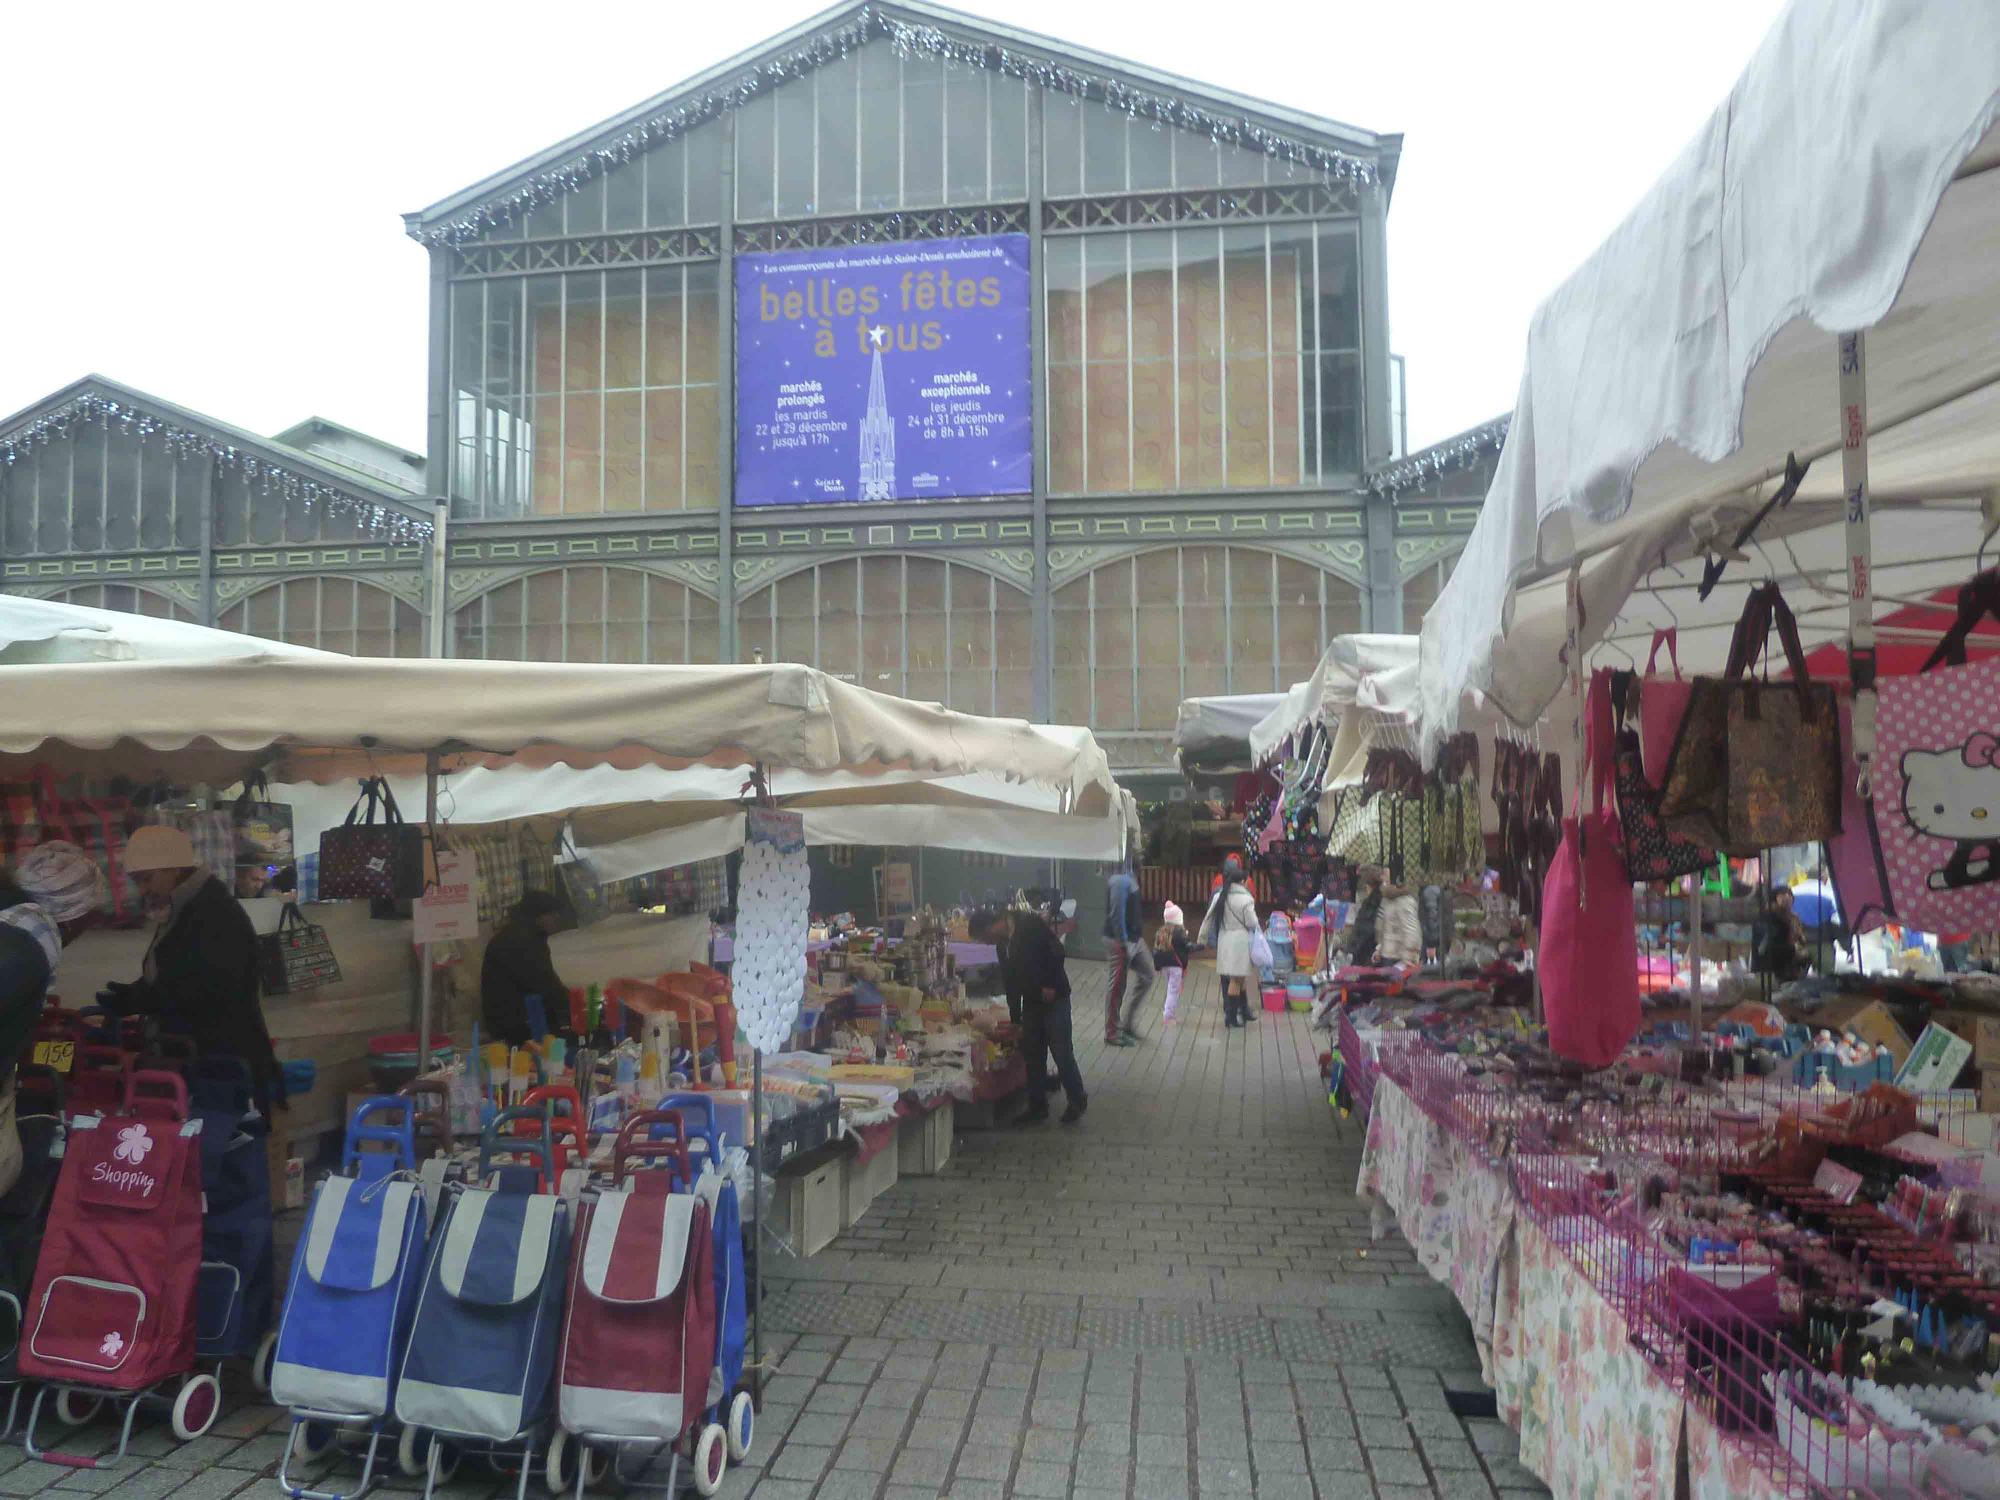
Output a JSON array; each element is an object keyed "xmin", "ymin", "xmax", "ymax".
[
  {"xmin": 737, "ymin": 557, "xmax": 1031, "ymax": 718},
  {"xmin": 451, "ymin": 566, "xmax": 719, "ymax": 664},
  {"xmin": 50, "ymin": 584, "xmax": 197, "ymax": 623},
  {"xmin": 1052, "ymin": 546, "xmax": 1359, "ymax": 731},
  {"xmin": 219, "ymin": 577, "xmax": 421, "ymax": 657},
  {"xmin": 1401, "ymin": 551, "xmax": 1462, "ymax": 635}
]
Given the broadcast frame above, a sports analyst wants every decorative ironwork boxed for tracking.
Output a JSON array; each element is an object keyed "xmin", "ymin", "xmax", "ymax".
[
  {"xmin": 448, "ymin": 227, "xmax": 721, "ymax": 279},
  {"xmin": 1042, "ymin": 181, "xmax": 1360, "ymax": 233},
  {"xmin": 732, "ymin": 204, "xmax": 1030, "ymax": 254}
]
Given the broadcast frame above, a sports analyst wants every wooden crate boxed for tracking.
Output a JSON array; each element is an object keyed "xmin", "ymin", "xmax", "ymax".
[
  {"xmin": 769, "ymin": 1154, "xmax": 843, "ymax": 1258},
  {"xmin": 842, "ymin": 1142, "xmax": 899, "ymax": 1227},
  {"xmin": 898, "ymin": 1099, "xmax": 955, "ymax": 1176}
]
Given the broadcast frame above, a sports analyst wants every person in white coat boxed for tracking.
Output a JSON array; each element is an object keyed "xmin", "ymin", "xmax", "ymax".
[{"xmin": 1199, "ymin": 856, "xmax": 1261, "ymax": 1028}]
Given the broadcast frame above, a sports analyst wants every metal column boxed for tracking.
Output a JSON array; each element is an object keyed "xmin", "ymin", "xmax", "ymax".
[
  {"xmin": 1026, "ymin": 84, "xmax": 1052, "ymax": 720},
  {"xmin": 717, "ymin": 111, "xmax": 739, "ymax": 663}
]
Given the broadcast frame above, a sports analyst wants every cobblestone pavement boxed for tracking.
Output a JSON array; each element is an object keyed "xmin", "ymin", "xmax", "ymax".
[{"xmin": 0, "ymin": 961, "xmax": 1551, "ymax": 1500}]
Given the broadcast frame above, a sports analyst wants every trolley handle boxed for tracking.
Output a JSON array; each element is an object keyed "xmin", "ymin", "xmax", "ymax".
[
  {"xmin": 480, "ymin": 1104, "xmax": 557, "ymax": 1190},
  {"xmin": 125, "ymin": 1068, "xmax": 189, "ymax": 1122},
  {"xmin": 615, "ymin": 1109, "xmax": 693, "ymax": 1187},
  {"xmin": 76, "ymin": 1043, "xmax": 128, "ymax": 1074},
  {"xmin": 398, "ymin": 1078, "xmax": 452, "ymax": 1151},
  {"xmin": 656, "ymin": 1092, "xmax": 721, "ymax": 1156},
  {"xmin": 345, "ymin": 1096, "xmax": 419, "ymax": 1172},
  {"xmin": 516, "ymin": 1084, "xmax": 584, "ymax": 1132}
]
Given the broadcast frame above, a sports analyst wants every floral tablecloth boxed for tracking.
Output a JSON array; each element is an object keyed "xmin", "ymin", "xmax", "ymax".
[
  {"xmin": 1681, "ymin": 1405, "xmax": 1794, "ymax": 1500},
  {"xmin": 1357, "ymin": 1078, "xmax": 1519, "ymax": 1380}
]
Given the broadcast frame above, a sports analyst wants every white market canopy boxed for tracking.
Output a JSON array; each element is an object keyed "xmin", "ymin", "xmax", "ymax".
[
  {"xmin": 1247, "ymin": 635, "xmax": 1423, "ymax": 770},
  {"xmin": 0, "ymin": 655, "xmax": 1119, "ymax": 816},
  {"xmin": 1171, "ymin": 693, "xmax": 1286, "ymax": 776},
  {"xmin": 1421, "ymin": 0, "xmax": 2000, "ymax": 756},
  {"xmin": 0, "ymin": 593, "xmax": 330, "ymax": 665}
]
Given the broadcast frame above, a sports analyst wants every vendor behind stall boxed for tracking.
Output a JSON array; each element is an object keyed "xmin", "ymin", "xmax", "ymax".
[
  {"xmin": 482, "ymin": 891, "xmax": 569, "ymax": 1047},
  {"xmin": 0, "ymin": 843, "xmax": 106, "ymax": 1195},
  {"xmin": 104, "ymin": 825, "xmax": 283, "ymax": 1109}
]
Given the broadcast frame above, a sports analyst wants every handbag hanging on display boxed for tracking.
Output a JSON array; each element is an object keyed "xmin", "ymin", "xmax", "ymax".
[
  {"xmin": 1608, "ymin": 670, "xmax": 1716, "ymax": 882},
  {"xmin": 1870, "ymin": 567, "xmax": 2000, "ymax": 933},
  {"xmin": 1657, "ymin": 583, "xmax": 1843, "ymax": 856},
  {"xmin": 554, "ymin": 828, "xmax": 610, "ymax": 930},
  {"xmin": 257, "ymin": 903, "xmax": 343, "ymax": 994},
  {"xmin": 317, "ymin": 777, "xmax": 426, "ymax": 903},
  {"xmin": 1636, "ymin": 628, "xmax": 1691, "ymax": 789},
  {"xmin": 1540, "ymin": 672, "xmax": 1640, "ymax": 1069},
  {"xmin": 231, "ymin": 770, "xmax": 295, "ymax": 898}
]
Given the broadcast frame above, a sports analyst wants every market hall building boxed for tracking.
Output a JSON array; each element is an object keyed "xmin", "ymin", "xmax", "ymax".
[{"xmin": 0, "ymin": 0, "xmax": 1503, "ymax": 783}]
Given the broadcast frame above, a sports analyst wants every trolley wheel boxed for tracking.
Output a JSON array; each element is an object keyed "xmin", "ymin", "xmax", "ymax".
[
  {"xmin": 397, "ymin": 1425, "xmax": 460, "ymax": 1483},
  {"xmin": 691, "ymin": 1424, "xmax": 726, "ymax": 1497},
  {"xmin": 54, "ymin": 1387, "xmax": 104, "ymax": 1428},
  {"xmin": 725, "ymin": 1391, "xmax": 754, "ymax": 1462},
  {"xmin": 546, "ymin": 1432, "xmax": 609, "ymax": 1495},
  {"xmin": 292, "ymin": 1419, "xmax": 339, "ymax": 1465},
  {"xmin": 250, "ymin": 1330, "xmax": 278, "ymax": 1394},
  {"xmin": 172, "ymin": 1374, "xmax": 221, "ymax": 1442}
]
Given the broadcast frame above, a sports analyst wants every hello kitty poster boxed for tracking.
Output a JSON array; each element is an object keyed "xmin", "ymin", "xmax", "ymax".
[{"xmin": 1876, "ymin": 651, "xmax": 2000, "ymax": 932}]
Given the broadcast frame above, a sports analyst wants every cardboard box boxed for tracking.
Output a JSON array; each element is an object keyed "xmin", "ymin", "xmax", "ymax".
[
  {"xmin": 1982, "ymin": 1069, "xmax": 2000, "ymax": 1118},
  {"xmin": 1978, "ymin": 1015, "xmax": 2000, "ymax": 1067},
  {"xmin": 1811, "ymin": 999, "xmax": 1914, "ymax": 1068},
  {"xmin": 842, "ymin": 1142, "xmax": 899, "ymax": 1227},
  {"xmin": 1896, "ymin": 1023, "xmax": 1975, "ymax": 1094},
  {"xmin": 770, "ymin": 1157, "xmax": 842, "ymax": 1258}
]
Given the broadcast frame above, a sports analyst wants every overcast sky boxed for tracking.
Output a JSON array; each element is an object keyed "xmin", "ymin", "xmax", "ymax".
[{"xmin": 0, "ymin": 0, "xmax": 1786, "ymax": 460}]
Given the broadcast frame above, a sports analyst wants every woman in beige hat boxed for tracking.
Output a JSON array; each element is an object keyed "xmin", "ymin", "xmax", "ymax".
[
  {"xmin": 1, "ymin": 841, "xmax": 107, "ymax": 1193},
  {"xmin": 103, "ymin": 825, "xmax": 281, "ymax": 1109}
]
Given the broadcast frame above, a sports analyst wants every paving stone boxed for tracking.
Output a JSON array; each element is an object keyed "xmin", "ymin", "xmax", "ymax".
[
  {"xmin": 887, "ymin": 1449, "xmax": 951, "ymax": 1488},
  {"xmin": 835, "ymin": 1437, "xmax": 898, "ymax": 1473},
  {"xmin": 769, "ymin": 1445, "xmax": 833, "ymax": 1482},
  {"xmin": 807, "ymin": 1474, "xmax": 881, "ymax": 1500},
  {"xmin": 784, "ymin": 1414, "xmax": 853, "ymax": 1448},
  {"xmin": 1369, "ymin": 1449, "xmax": 1431, "ymax": 1487},
  {"xmin": 1008, "ymin": 1461, "xmax": 1068, "ymax": 1498},
  {"xmin": 949, "ymin": 1444, "xmax": 1012, "ymax": 1482}
]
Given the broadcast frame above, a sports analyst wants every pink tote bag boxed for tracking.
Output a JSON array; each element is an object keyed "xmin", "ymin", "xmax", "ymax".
[
  {"xmin": 1541, "ymin": 674, "xmax": 1640, "ymax": 1068},
  {"xmin": 1636, "ymin": 629, "xmax": 1691, "ymax": 789}
]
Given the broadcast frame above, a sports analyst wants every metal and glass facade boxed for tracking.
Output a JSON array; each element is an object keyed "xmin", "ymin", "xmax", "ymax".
[{"xmin": 2, "ymin": 4, "xmax": 1505, "ymax": 775}]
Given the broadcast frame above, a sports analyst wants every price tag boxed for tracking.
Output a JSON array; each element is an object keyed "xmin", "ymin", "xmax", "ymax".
[{"xmin": 32, "ymin": 1039, "xmax": 75, "ymax": 1073}]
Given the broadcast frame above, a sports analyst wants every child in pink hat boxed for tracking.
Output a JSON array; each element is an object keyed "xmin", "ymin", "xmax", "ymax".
[{"xmin": 1156, "ymin": 902, "xmax": 1190, "ymax": 1024}]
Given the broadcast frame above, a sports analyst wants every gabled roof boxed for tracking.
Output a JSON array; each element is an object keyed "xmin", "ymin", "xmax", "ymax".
[
  {"xmin": 0, "ymin": 376, "xmax": 434, "ymax": 541},
  {"xmin": 405, "ymin": 0, "xmax": 1402, "ymax": 246},
  {"xmin": 1367, "ymin": 415, "xmax": 1511, "ymax": 499}
]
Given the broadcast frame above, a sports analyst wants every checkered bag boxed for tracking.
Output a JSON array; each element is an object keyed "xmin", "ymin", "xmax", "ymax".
[
  {"xmin": 30, "ymin": 769, "xmax": 139, "ymax": 926},
  {"xmin": 147, "ymin": 805, "xmax": 238, "ymax": 890},
  {"xmin": 462, "ymin": 827, "xmax": 523, "ymax": 930},
  {"xmin": 0, "ymin": 779, "xmax": 41, "ymax": 861}
]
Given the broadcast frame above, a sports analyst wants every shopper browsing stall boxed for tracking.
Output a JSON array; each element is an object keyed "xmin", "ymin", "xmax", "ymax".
[
  {"xmin": 481, "ymin": 890, "xmax": 571, "ymax": 1047},
  {"xmin": 1200, "ymin": 857, "xmax": 1260, "ymax": 1028},
  {"xmin": 104, "ymin": 824, "xmax": 283, "ymax": 1109},
  {"xmin": 970, "ymin": 903, "xmax": 1087, "ymax": 1125},
  {"xmin": 0, "ymin": 843, "xmax": 105, "ymax": 1195},
  {"xmin": 1102, "ymin": 860, "xmax": 1153, "ymax": 1046}
]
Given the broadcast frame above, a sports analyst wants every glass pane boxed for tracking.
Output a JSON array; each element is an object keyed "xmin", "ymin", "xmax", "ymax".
[
  {"xmin": 565, "ymin": 173, "xmax": 605, "ymax": 235},
  {"xmin": 1228, "ymin": 549, "xmax": 1276, "ymax": 692},
  {"xmin": 818, "ymin": 559, "xmax": 858, "ymax": 680},
  {"xmin": 104, "ymin": 431, "xmax": 139, "ymax": 551},
  {"xmin": 643, "ymin": 575, "xmax": 689, "ymax": 662},
  {"xmin": 775, "ymin": 79, "xmax": 816, "ymax": 219},
  {"xmin": 1135, "ymin": 549, "xmax": 1181, "ymax": 727},
  {"xmin": 857, "ymin": 44, "xmax": 900, "ymax": 211},
  {"xmin": 1326, "ymin": 571, "xmax": 1364, "ymax": 638},
  {"xmin": 526, "ymin": 278, "xmax": 564, "ymax": 395},
  {"xmin": 904, "ymin": 557, "xmax": 947, "ymax": 704},
  {"xmin": 393, "ymin": 599, "xmax": 423, "ymax": 658},
  {"xmin": 944, "ymin": 565, "xmax": 990, "ymax": 715},
  {"xmin": 989, "ymin": 74, "xmax": 1027, "ymax": 199},
  {"xmin": 1083, "ymin": 106, "xmax": 1126, "ymax": 194},
  {"xmin": 603, "ymin": 158, "xmax": 643, "ymax": 231},
  {"xmin": 684, "ymin": 263, "xmax": 720, "ymax": 382},
  {"xmin": 243, "ymin": 584, "xmax": 281, "ymax": 642},
  {"xmin": 1217, "ymin": 139, "xmax": 1267, "ymax": 187},
  {"xmin": 487, "ymin": 578, "xmax": 525, "ymax": 660},
  {"xmin": 249, "ymin": 466, "xmax": 285, "ymax": 545},
  {"xmin": 734, "ymin": 91, "xmax": 775, "ymax": 220},
  {"xmin": 1129, "ymin": 232, "xmax": 1175, "ymax": 492},
  {"xmin": 1181, "ymin": 546, "xmax": 1227, "ymax": 698},
  {"xmin": 211, "ymin": 465, "xmax": 247, "ymax": 548},
  {"xmin": 138, "ymin": 439, "xmax": 173, "ymax": 550},
  {"xmin": 604, "ymin": 392, "xmax": 644, "ymax": 511},
  {"xmin": 524, "ymin": 571, "xmax": 565, "ymax": 661},
  {"xmin": 318, "ymin": 578, "xmax": 352, "ymax": 651},
  {"xmin": 815, "ymin": 52, "xmax": 858, "ymax": 216},
  {"xmin": 1083, "ymin": 236, "xmax": 1128, "ymax": 494},
  {"xmin": 1277, "ymin": 557, "xmax": 1324, "ymax": 678},
  {"xmin": 1176, "ymin": 230, "xmax": 1224, "ymax": 489},
  {"xmin": 774, "ymin": 569, "xmax": 815, "ymax": 666},
  {"xmin": 604, "ymin": 270, "xmax": 643, "ymax": 388},
  {"xmin": 901, "ymin": 54, "xmax": 943, "ymax": 207},
  {"xmin": 684, "ymin": 384, "xmax": 720, "ymax": 507},
  {"xmin": 1171, "ymin": 126, "xmax": 1218, "ymax": 190},
  {"xmin": 525, "ymin": 196, "xmax": 563, "ymax": 239},
  {"xmin": 1043, "ymin": 95, "xmax": 1081, "ymax": 198},
  {"xmin": 567, "ymin": 567, "xmax": 607, "ymax": 664},
  {"xmin": 644, "ymin": 389, "xmax": 684, "ymax": 510},
  {"xmin": 353, "ymin": 582, "xmax": 397, "ymax": 658},
  {"xmin": 2, "ymin": 464, "xmax": 32, "ymax": 557},
  {"xmin": 738, "ymin": 586, "xmax": 774, "ymax": 667},
  {"xmin": 687, "ymin": 588, "xmax": 719, "ymax": 664},
  {"xmin": 565, "ymin": 273, "xmax": 603, "ymax": 393},
  {"xmin": 1316, "ymin": 225, "xmax": 1361, "ymax": 351},
  {"xmin": 685, "ymin": 123, "xmax": 721, "ymax": 223},
  {"xmin": 454, "ymin": 596, "xmax": 489, "ymax": 659},
  {"xmin": 1319, "ymin": 351, "xmax": 1361, "ymax": 477},
  {"xmin": 1091, "ymin": 560, "xmax": 1135, "ymax": 731},
  {"xmin": 644, "ymin": 136, "xmax": 686, "ymax": 228},
  {"xmin": 174, "ymin": 454, "xmax": 207, "ymax": 550},
  {"xmin": 1051, "ymin": 579, "xmax": 1090, "ymax": 726},
  {"xmin": 1129, "ymin": 118, "xmax": 1172, "ymax": 190},
  {"xmin": 994, "ymin": 579, "xmax": 1031, "ymax": 719},
  {"xmin": 943, "ymin": 65, "xmax": 986, "ymax": 204},
  {"xmin": 564, "ymin": 393, "xmax": 603, "ymax": 512},
  {"xmin": 70, "ymin": 430, "xmax": 104, "ymax": 551},
  {"xmin": 860, "ymin": 555, "xmax": 903, "ymax": 690}
]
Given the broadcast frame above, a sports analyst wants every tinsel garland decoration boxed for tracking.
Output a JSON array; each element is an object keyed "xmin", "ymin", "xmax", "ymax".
[
  {"xmin": 0, "ymin": 394, "xmax": 434, "ymax": 543},
  {"xmin": 1368, "ymin": 416, "xmax": 1512, "ymax": 498},
  {"xmin": 415, "ymin": 5, "xmax": 1379, "ymax": 247}
]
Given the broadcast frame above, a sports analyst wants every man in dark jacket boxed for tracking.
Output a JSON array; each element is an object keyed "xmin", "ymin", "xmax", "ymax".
[
  {"xmin": 107, "ymin": 825, "xmax": 283, "ymax": 1109},
  {"xmin": 481, "ymin": 891, "xmax": 570, "ymax": 1046},
  {"xmin": 971, "ymin": 903, "xmax": 1087, "ymax": 1125}
]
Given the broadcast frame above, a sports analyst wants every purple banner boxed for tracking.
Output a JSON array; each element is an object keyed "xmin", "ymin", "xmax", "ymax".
[{"xmin": 734, "ymin": 234, "xmax": 1031, "ymax": 506}]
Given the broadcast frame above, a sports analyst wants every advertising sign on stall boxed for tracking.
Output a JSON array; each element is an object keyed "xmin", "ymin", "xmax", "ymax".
[
  {"xmin": 412, "ymin": 849, "xmax": 480, "ymax": 945},
  {"xmin": 734, "ymin": 233, "xmax": 1031, "ymax": 505}
]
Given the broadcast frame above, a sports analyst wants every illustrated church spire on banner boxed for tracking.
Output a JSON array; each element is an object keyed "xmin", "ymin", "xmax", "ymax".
[{"xmin": 858, "ymin": 332, "xmax": 896, "ymax": 501}]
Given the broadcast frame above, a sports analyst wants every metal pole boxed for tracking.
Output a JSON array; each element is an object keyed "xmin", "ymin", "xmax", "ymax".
[
  {"xmin": 1838, "ymin": 333, "xmax": 1878, "ymax": 796},
  {"xmin": 1688, "ymin": 880, "xmax": 1705, "ymax": 1051},
  {"xmin": 751, "ymin": 1044, "xmax": 763, "ymax": 1405},
  {"xmin": 416, "ymin": 749, "xmax": 441, "ymax": 1055}
]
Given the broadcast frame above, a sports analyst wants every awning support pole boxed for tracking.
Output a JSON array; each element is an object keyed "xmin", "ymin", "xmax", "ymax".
[
  {"xmin": 1838, "ymin": 333, "xmax": 1878, "ymax": 796},
  {"xmin": 416, "ymin": 749, "xmax": 442, "ymax": 1057}
]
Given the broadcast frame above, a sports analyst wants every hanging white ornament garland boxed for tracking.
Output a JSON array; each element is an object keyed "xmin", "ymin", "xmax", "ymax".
[{"xmin": 735, "ymin": 807, "xmax": 810, "ymax": 1055}]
